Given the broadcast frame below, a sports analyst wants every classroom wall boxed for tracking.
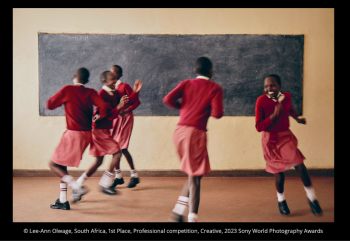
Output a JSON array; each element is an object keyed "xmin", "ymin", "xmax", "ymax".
[{"xmin": 13, "ymin": 8, "xmax": 334, "ymax": 171}]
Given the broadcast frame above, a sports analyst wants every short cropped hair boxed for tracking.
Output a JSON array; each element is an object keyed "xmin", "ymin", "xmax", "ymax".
[
  {"xmin": 99, "ymin": 70, "xmax": 111, "ymax": 83},
  {"xmin": 76, "ymin": 67, "xmax": 90, "ymax": 84},
  {"xmin": 112, "ymin": 65, "xmax": 123, "ymax": 75},
  {"xmin": 266, "ymin": 74, "xmax": 281, "ymax": 86},
  {"xmin": 195, "ymin": 57, "xmax": 213, "ymax": 76}
]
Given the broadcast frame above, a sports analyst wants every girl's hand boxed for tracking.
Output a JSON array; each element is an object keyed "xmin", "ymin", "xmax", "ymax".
[
  {"xmin": 117, "ymin": 95, "xmax": 129, "ymax": 110},
  {"xmin": 270, "ymin": 103, "xmax": 283, "ymax": 121},
  {"xmin": 133, "ymin": 79, "xmax": 143, "ymax": 93},
  {"xmin": 296, "ymin": 117, "xmax": 306, "ymax": 124}
]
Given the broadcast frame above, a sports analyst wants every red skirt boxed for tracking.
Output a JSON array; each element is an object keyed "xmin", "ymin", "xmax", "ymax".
[
  {"xmin": 262, "ymin": 129, "xmax": 305, "ymax": 174},
  {"xmin": 51, "ymin": 130, "xmax": 92, "ymax": 167},
  {"xmin": 173, "ymin": 125, "xmax": 211, "ymax": 177},
  {"xmin": 110, "ymin": 112, "xmax": 134, "ymax": 149},
  {"xmin": 89, "ymin": 127, "xmax": 121, "ymax": 157}
]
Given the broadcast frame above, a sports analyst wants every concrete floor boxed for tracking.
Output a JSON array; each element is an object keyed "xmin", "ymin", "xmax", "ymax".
[{"xmin": 13, "ymin": 177, "xmax": 333, "ymax": 222}]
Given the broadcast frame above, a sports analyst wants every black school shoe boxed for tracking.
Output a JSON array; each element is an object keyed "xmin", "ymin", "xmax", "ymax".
[
  {"xmin": 278, "ymin": 200, "xmax": 290, "ymax": 215},
  {"xmin": 50, "ymin": 198, "xmax": 70, "ymax": 210},
  {"xmin": 168, "ymin": 212, "xmax": 184, "ymax": 222},
  {"xmin": 111, "ymin": 177, "xmax": 124, "ymax": 189},
  {"xmin": 102, "ymin": 187, "xmax": 118, "ymax": 195},
  {"xmin": 309, "ymin": 199, "xmax": 323, "ymax": 216},
  {"xmin": 127, "ymin": 177, "xmax": 140, "ymax": 188}
]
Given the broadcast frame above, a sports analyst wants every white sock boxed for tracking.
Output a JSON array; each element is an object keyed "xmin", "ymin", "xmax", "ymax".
[
  {"xmin": 188, "ymin": 213, "xmax": 198, "ymax": 222},
  {"xmin": 115, "ymin": 169, "xmax": 122, "ymax": 179},
  {"xmin": 59, "ymin": 183, "xmax": 67, "ymax": 203},
  {"xmin": 130, "ymin": 169, "xmax": 139, "ymax": 178},
  {"xmin": 304, "ymin": 186, "xmax": 317, "ymax": 202},
  {"xmin": 172, "ymin": 196, "xmax": 189, "ymax": 215},
  {"xmin": 99, "ymin": 170, "xmax": 113, "ymax": 188},
  {"xmin": 77, "ymin": 172, "xmax": 88, "ymax": 186},
  {"xmin": 277, "ymin": 191, "xmax": 285, "ymax": 202},
  {"xmin": 61, "ymin": 175, "xmax": 80, "ymax": 190}
]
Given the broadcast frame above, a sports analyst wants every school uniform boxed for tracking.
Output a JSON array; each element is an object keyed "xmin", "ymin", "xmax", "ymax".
[
  {"xmin": 46, "ymin": 84, "xmax": 108, "ymax": 167},
  {"xmin": 163, "ymin": 76, "xmax": 224, "ymax": 176},
  {"xmin": 255, "ymin": 92, "xmax": 305, "ymax": 174},
  {"xmin": 89, "ymin": 128, "xmax": 120, "ymax": 157},
  {"xmin": 90, "ymin": 85, "xmax": 139, "ymax": 157},
  {"xmin": 110, "ymin": 80, "xmax": 141, "ymax": 149}
]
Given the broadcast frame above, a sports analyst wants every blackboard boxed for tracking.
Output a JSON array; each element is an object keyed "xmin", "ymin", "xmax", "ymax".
[{"xmin": 39, "ymin": 34, "xmax": 303, "ymax": 116}]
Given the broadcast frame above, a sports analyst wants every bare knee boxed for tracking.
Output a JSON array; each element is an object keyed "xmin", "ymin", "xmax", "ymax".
[
  {"xmin": 274, "ymin": 172, "xmax": 285, "ymax": 176},
  {"xmin": 113, "ymin": 150, "xmax": 122, "ymax": 158},
  {"xmin": 274, "ymin": 172, "xmax": 285, "ymax": 180},
  {"xmin": 294, "ymin": 163, "xmax": 307, "ymax": 173},
  {"xmin": 49, "ymin": 161, "xmax": 67, "ymax": 173},
  {"xmin": 48, "ymin": 160, "xmax": 58, "ymax": 169},
  {"xmin": 94, "ymin": 155, "xmax": 104, "ymax": 165},
  {"xmin": 188, "ymin": 176, "xmax": 202, "ymax": 188}
]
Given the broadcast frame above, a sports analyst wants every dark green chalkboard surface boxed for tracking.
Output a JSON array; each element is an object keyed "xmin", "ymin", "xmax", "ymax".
[{"xmin": 39, "ymin": 34, "xmax": 303, "ymax": 116}]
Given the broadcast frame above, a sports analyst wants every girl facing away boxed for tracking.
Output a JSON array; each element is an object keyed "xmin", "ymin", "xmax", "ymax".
[{"xmin": 163, "ymin": 57, "xmax": 224, "ymax": 222}]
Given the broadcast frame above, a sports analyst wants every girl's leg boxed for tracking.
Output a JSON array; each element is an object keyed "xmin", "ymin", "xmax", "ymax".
[
  {"xmin": 274, "ymin": 172, "xmax": 285, "ymax": 194},
  {"xmin": 49, "ymin": 161, "xmax": 79, "ymax": 189},
  {"xmin": 169, "ymin": 180, "xmax": 190, "ymax": 222},
  {"xmin": 99, "ymin": 151, "xmax": 122, "ymax": 195},
  {"xmin": 294, "ymin": 163, "xmax": 312, "ymax": 187},
  {"xmin": 188, "ymin": 175, "xmax": 202, "ymax": 222},
  {"xmin": 180, "ymin": 180, "xmax": 190, "ymax": 197},
  {"xmin": 121, "ymin": 149, "xmax": 135, "ymax": 170},
  {"xmin": 48, "ymin": 161, "xmax": 70, "ymax": 209},
  {"xmin": 274, "ymin": 172, "xmax": 290, "ymax": 215},
  {"xmin": 48, "ymin": 161, "xmax": 68, "ymax": 178},
  {"xmin": 294, "ymin": 163, "xmax": 322, "ymax": 215},
  {"xmin": 86, "ymin": 156, "xmax": 104, "ymax": 177},
  {"xmin": 111, "ymin": 150, "xmax": 126, "ymax": 188},
  {"xmin": 76, "ymin": 157, "xmax": 104, "ymax": 187},
  {"xmin": 108, "ymin": 151, "xmax": 122, "ymax": 172},
  {"xmin": 122, "ymin": 149, "xmax": 140, "ymax": 188},
  {"xmin": 110, "ymin": 151, "xmax": 122, "ymax": 172}
]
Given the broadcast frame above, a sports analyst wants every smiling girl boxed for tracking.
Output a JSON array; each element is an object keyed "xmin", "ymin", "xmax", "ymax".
[{"xmin": 255, "ymin": 74, "xmax": 322, "ymax": 216}]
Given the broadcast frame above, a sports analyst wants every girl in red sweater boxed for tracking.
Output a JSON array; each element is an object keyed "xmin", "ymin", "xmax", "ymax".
[
  {"xmin": 109, "ymin": 65, "xmax": 142, "ymax": 188},
  {"xmin": 255, "ymin": 74, "xmax": 322, "ymax": 216},
  {"xmin": 47, "ymin": 67, "xmax": 109, "ymax": 210},
  {"xmin": 163, "ymin": 57, "xmax": 224, "ymax": 222},
  {"xmin": 76, "ymin": 71, "xmax": 142, "ymax": 195}
]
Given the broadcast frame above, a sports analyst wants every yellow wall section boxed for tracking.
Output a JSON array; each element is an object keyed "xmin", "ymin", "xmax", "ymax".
[{"xmin": 13, "ymin": 8, "xmax": 334, "ymax": 171}]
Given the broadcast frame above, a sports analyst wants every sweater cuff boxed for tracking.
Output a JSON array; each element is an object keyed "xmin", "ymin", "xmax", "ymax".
[{"xmin": 290, "ymin": 113, "xmax": 299, "ymax": 119}]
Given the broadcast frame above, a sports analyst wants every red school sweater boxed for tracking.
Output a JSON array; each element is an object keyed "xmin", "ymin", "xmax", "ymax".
[
  {"xmin": 46, "ymin": 85, "xmax": 108, "ymax": 131},
  {"xmin": 115, "ymin": 82, "xmax": 141, "ymax": 112},
  {"xmin": 255, "ymin": 92, "xmax": 299, "ymax": 133},
  {"xmin": 93, "ymin": 88, "xmax": 139, "ymax": 129},
  {"xmin": 163, "ymin": 77, "xmax": 224, "ymax": 132}
]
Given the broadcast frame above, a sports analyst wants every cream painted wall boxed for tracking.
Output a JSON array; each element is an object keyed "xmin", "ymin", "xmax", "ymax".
[{"xmin": 13, "ymin": 8, "xmax": 334, "ymax": 171}]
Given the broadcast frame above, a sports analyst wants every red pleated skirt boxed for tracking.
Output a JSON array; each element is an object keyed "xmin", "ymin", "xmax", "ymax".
[
  {"xmin": 51, "ymin": 130, "xmax": 92, "ymax": 167},
  {"xmin": 89, "ymin": 127, "xmax": 121, "ymax": 157},
  {"xmin": 173, "ymin": 125, "xmax": 211, "ymax": 177},
  {"xmin": 262, "ymin": 129, "xmax": 305, "ymax": 174},
  {"xmin": 110, "ymin": 112, "xmax": 134, "ymax": 149}
]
